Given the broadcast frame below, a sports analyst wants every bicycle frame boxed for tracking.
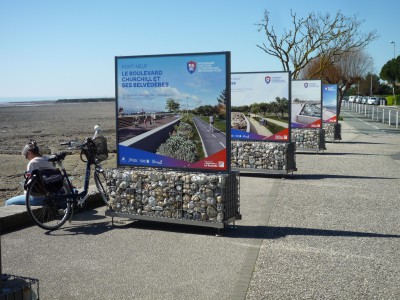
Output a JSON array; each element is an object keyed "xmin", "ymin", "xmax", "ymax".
[
  {"xmin": 48, "ymin": 125, "xmax": 105, "ymax": 205},
  {"xmin": 29, "ymin": 157, "xmax": 97, "ymax": 209}
]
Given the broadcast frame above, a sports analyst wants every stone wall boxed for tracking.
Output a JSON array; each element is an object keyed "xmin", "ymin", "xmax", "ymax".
[
  {"xmin": 231, "ymin": 141, "xmax": 289, "ymax": 170},
  {"xmin": 291, "ymin": 129, "xmax": 320, "ymax": 149},
  {"xmin": 106, "ymin": 169, "xmax": 239, "ymax": 224},
  {"xmin": 323, "ymin": 123, "xmax": 335, "ymax": 140}
]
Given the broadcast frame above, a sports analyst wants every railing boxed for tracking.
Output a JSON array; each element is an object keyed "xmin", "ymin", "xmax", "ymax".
[{"xmin": 342, "ymin": 101, "xmax": 399, "ymax": 129}]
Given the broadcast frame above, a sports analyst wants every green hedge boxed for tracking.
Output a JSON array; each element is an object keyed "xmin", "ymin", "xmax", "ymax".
[
  {"xmin": 386, "ymin": 95, "xmax": 399, "ymax": 106},
  {"xmin": 180, "ymin": 115, "xmax": 205, "ymax": 160}
]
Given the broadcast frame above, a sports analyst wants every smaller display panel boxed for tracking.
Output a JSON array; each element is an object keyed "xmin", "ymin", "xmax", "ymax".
[
  {"xmin": 322, "ymin": 84, "xmax": 338, "ymax": 123},
  {"xmin": 291, "ymin": 80, "xmax": 322, "ymax": 128},
  {"xmin": 231, "ymin": 72, "xmax": 290, "ymax": 142}
]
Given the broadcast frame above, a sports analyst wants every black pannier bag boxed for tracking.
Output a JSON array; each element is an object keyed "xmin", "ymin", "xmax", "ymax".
[{"xmin": 33, "ymin": 168, "xmax": 64, "ymax": 194}]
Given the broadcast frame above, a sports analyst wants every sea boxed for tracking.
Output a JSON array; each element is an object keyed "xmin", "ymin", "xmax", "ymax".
[
  {"xmin": 0, "ymin": 96, "xmax": 113, "ymax": 107},
  {"xmin": 0, "ymin": 97, "xmax": 59, "ymax": 107}
]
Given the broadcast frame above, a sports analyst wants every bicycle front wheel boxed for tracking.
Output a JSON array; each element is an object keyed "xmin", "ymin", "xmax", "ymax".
[
  {"xmin": 25, "ymin": 177, "xmax": 72, "ymax": 230},
  {"xmin": 94, "ymin": 168, "xmax": 109, "ymax": 206}
]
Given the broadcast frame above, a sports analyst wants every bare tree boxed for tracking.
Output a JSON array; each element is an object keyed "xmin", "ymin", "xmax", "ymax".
[
  {"xmin": 257, "ymin": 10, "xmax": 379, "ymax": 79},
  {"xmin": 300, "ymin": 50, "xmax": 372, "ymax": 115}
]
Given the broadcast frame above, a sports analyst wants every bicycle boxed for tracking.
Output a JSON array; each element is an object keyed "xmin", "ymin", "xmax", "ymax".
[{"xmin": 24, "ymin": 125, "xmax": 110, "ymax": 230}]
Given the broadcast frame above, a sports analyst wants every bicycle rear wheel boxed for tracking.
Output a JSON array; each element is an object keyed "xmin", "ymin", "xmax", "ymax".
[
  {"xmin": 94, "ymin": 168, "xmax": 109, "ymax": 206},
  {"xmin": 25, "ymin": 177, "xmax": 72, "ymax": 230}
]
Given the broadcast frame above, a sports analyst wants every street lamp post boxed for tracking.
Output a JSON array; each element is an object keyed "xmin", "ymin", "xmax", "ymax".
[
  {"xmin": 369, "ymin": 57, "xmax": 373, "ymax": 97},
  {"xmin": 390, "ymin": 40, "xmax": 396, "ymax": 58},
  {"xmin": 390, "ymin": 41, "xmax": 396, "ymax": 106},
  {"xmin": 356, "ymin": 67, "xmax": 361, "ymax": 101}
]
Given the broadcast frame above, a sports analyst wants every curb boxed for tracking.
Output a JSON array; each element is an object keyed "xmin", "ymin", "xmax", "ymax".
[{"xmin": 0, "ymin": 193, "xmax": 105, "ymax": 234}]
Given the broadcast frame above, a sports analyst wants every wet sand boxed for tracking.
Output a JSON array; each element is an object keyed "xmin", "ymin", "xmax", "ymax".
[{"xmin": 0, "ymin": 102, "xmax": 117, "ymax": 205}]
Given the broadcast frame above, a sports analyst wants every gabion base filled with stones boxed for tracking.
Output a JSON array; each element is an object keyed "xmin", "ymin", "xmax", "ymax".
[
  {"xmin": 231, "ymin": 141, "xmax": 289, "ymax": 170},
  {"xmin": 106, "ymin": 169, "xmax": 239, "ymax": 224},
  {"xmin": 291, "ymin": 128, "xmax": 321, "ymax": 149},
  {"xmin": 323, "ymin": 123, "xmax": 335, "ymax": 140}
]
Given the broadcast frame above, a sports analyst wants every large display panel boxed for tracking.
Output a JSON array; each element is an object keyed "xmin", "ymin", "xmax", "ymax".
[
  {"xmin": 231, "ymin": 71, "xmax": 290, "ymax": 141},
  {"xmin": 115, "ymin": 52, "xmax": 230, "ymax": 172},
  {"xmin": 291, "ymin": 80, "xmax": 322, "ymax": 128},
  {"xmin": 322, "ymin": 84, "xmax": 338, "ymax": 123}
]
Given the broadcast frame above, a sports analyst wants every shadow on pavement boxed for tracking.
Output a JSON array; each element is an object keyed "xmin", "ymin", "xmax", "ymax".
[
  {"xmin": 339, "ymin": 141, "xmax": 387, "ymax": 145},
  {"xmin": 314, "ymin": 152, "xmax": 377, "ymax": 156},
  {"xmin": 37, "ymin": 217, "xmax": 400, "ymax": 240},
  {"xmin": 239, "ymin": 173, "xmax": 286, "ymax": 179},
  {"xmin": 224, "ymin": 225, "xmax": 400, "ymax": 240},
  {"xmin": 44, "ymin": 218, "xmax": 219, "ymax": 236},
  {"xmin": 45, "ymin": 221, "xmax": 113, "ymax": 236},
  {"xmin": 124, "ymin": 219, "xmax": 219, "ymax": 236},
  {"xmin": 292, "ymin": 174, "xmax": 396, "ymax": 180}
]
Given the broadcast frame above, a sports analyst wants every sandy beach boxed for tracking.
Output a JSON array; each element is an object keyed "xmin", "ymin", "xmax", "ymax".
[{"xmin": 0, "ymin": 101, "xmax": 117, "ymax": 205}]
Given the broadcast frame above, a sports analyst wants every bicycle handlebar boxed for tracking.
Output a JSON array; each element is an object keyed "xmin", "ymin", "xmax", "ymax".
[
  {"xmin": 60, "ymin": 125, "xmax": 101, "ymax": 149},
  {"xmin": 59, "ymin": 140, "xmax": 87, "ymax": 149}
]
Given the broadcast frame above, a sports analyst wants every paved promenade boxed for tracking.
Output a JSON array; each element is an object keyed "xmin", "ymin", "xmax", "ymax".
[
  {"xmin": 246, "ymin": 110, "xmax": 400, "ymax": 299},
  {"xmin": 1, "ymin": 112, "xmax": 399, "ymax": 299}
]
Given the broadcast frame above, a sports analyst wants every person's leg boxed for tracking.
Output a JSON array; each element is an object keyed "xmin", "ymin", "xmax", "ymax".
[
  {"xmin": 28, "ymin": 196, "xmax": 45, "ymax": 206},
  {"xmin": 5, "ymin": 194, "xmax": 44, "ymax": 206},
  {"xmin": 5, "ymin": 194, "xmax": 26, "ymax": 206}
]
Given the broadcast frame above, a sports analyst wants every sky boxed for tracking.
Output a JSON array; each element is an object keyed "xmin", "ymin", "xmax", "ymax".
[
  {"xmin": 0, "ymin": 0, "xmax": 398, "ymax": 101},
  {"xmin": 231, "ymin": 72, "xmax": 290, "ymax": 105}
]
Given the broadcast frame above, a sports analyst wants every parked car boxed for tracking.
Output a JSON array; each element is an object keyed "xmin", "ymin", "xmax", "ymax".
[
  {"xmin": 367, "ymin": 96, "xmax": 378, "ymax": 105},
  {"xmin": 348, "ymin": 95, "xmax": 356, "ymax": 103},
  {"xmin": 367, "ymin": 96, "xmax": 387, "ymax": 105},
  {"xmin": 361, "ymin": 97, "xmax": 368, "ymax": 104},
  {"xmin": 378, "ymin": 97, "xmax": 387, "ymax": 105},
  {"xmin": 355, "ymin": 96, "xmax": 362, "ymax": 103}
]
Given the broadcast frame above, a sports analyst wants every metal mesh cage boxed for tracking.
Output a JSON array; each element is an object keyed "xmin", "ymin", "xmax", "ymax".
[
  {"xmin": 0, "ymin": 274, "xmax": 39, "ymax": 300},
  {"xmin": 106, "ymin": 169, "xmax": 241, "ymax": 227}
]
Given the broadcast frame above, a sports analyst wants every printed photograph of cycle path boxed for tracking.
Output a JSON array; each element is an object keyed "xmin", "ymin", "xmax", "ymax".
[
  {"xmin": 117, "ymin": 110, "xmax": 228, "ymax": 171},
  {"xmin": 118, "ymin": 114, "xmax": 180, "ymax": 144}
]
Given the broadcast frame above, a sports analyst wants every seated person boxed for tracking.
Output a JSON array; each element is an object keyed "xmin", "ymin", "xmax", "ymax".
[{"xmin": 5, "ymin": 140, "xmax": 55, "ymax": 206}]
